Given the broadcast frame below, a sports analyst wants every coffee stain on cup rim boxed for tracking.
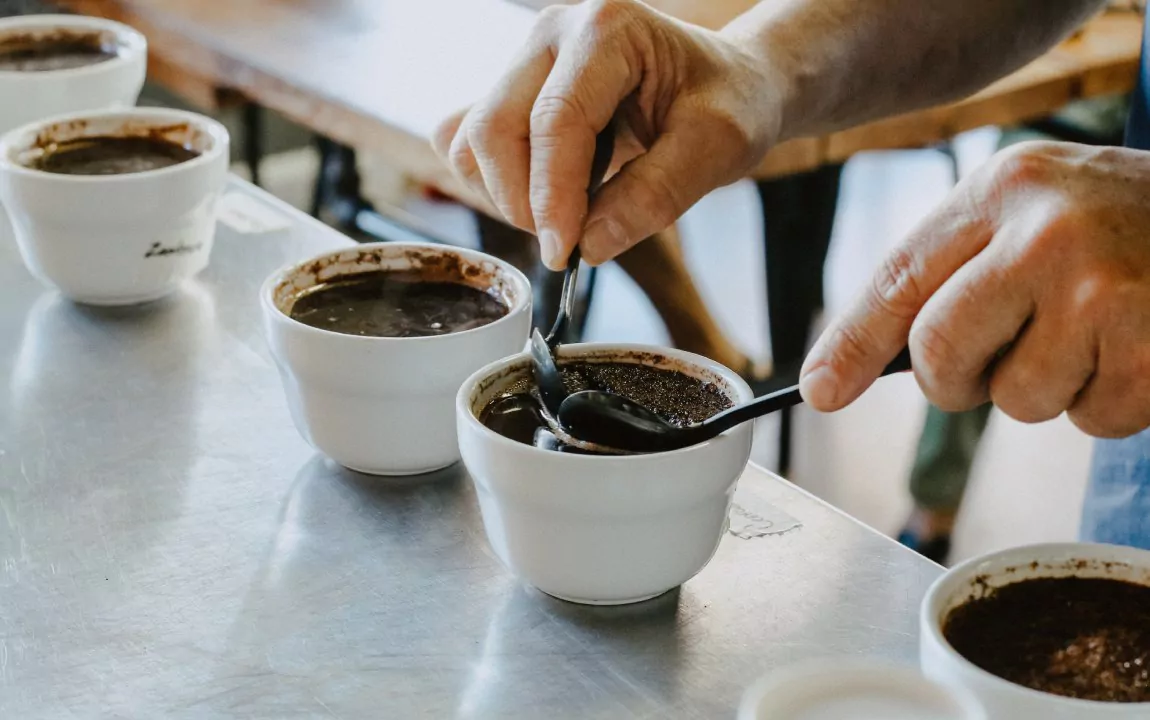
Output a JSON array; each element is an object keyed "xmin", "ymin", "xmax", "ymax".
[
  {"xmin": 0, "ymin": 27, "xmax": 122, "ymax": 58},
  {"xmin": 16, "ymin": 119, "xmax": 202, "ymax": 168},
  {"xmin": 943, "ymin": 557, "xmax": 1150, "ymax": 621},
  {"xmin": 271, "ymin": 245, "xmax": 524, "ymax": 320}
]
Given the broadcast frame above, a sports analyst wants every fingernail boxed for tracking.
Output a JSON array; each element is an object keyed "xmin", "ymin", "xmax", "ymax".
[
  {"xmin": 538, "ymin": 230, "xmax": 562, "ymax": 269},
  {"xmin": 799, "ymin": 365, "xmax": 840, "ymax": 410},
  {"xmin": 582, "ymin": 217, "xmax": 626, "ymax": 265}
]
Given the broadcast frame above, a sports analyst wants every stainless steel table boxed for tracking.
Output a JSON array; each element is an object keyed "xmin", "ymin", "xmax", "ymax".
[{"xmin": 0, "ymin": 179, "xmax": 941, "ymax": 719}]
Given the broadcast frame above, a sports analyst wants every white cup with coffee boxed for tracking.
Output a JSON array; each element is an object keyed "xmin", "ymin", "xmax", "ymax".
[
  {"xmin": 920, "ymin": 542, "xmax": 1150, "ymax": 718},
  {"xmin": 0, "ymin": 14, "xmax": 148, "ymax": 271},
  {"xmin": 456, "ymin": 343, "xmax": 755, "ymax": 605},
  {"xmin": 0, "ymin": 107, "xmax": 229, "ymax": 305},
  {"xmin": 0, "ymin": 14, "xmax": 146, "ymax": 134},
  {"xmin": 261, "ymin": 242, "xmax": 533, "ymax": 476}
]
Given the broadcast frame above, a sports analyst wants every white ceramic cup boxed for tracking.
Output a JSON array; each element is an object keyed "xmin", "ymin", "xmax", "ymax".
[
  {"xmin": 262, "ymin": 242, "xmax": 532, "ymax": 476},
  {"xmin": 739, "ymin": 659, "xmax": 986, "ymax": 720},
  {"xmin": 0, "ymin": 14, "xmax": 146, "ymax": 134},
  {"xmin": 456, "ymin": 344, "xmax": 755, "ymax": 605},
  {"xmin": 0, "ymin": 107, "xmax": 229, "ymax": 305},
  {"xmin": 920, "ymin": 542, "xmax": 1150, "ymax": 719},
  {"xmin": 0, "ymin": 14, "xmax": 147, "ymax": 278}
]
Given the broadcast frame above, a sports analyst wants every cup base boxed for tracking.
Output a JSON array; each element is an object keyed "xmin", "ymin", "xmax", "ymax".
[
  {"xmin": 542, "ymin": 587, "xmax": 676, "ymax": 606},
  {"xmin": 63, "ymin": 285, "xmax": 180, "ymax": 307},
  {"xmin": 338, "ymin": 459, "xmax": 458, "ymax": 477}
]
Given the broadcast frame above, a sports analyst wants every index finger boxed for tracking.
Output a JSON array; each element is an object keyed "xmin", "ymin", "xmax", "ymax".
[
  {"xmin": 528, "ymin": 21, "xmax": 639, "ymax": 269},
  {"xmin": 799, "ymin": 189, "xmax": 994, "ymax": 411}
]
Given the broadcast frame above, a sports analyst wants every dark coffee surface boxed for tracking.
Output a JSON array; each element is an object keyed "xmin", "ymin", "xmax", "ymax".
[
  {"xmin": 0, "ymin": 35, "xmax": 118, "ymax": 72},
  {"xmin": 943, "ymin": 576, "xmax": 1150, "ymax": 703},
  {"xmin": 289, "ymin": 270, "xmax": 508, "ymax": 338},
  {"xmin": 480, "ymin": 361, "xmax": 732, "ymax": 454},
  {"xmin": 29, "ymin": 136, "xmax": 200, "ymax": 175}
]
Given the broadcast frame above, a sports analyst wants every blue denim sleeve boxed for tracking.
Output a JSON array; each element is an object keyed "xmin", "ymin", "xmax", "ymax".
[{"xmin": 1080, "ymin": 429, "xmax": 1150, "ymax": 550}]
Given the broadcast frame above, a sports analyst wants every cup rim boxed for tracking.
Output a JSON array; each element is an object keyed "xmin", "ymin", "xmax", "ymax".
[
  {"xmin": 456, "ymin": 341, "xmax": 755, "ymax": 462},
  {"xmin": 0, "ymin": 106, "xmax": 230, "ymax": 183},
  {"xmin": 0, "ymin": 14, "xmax": 147, "ymax": 80},
  {"xmin": 921, "ymin": 541, "xmax": 1150, "ymax": 710},
  {"xmin": 739, "ymin": 659, "xmax": 987, "ymax": 720},
  {"xmin": 259, "ymin": 241, "xmax": 533, "ymax": 344}
]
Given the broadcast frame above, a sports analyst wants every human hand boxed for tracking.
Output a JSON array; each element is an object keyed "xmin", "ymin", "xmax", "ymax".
[
  {"xmin": 800, "ymin": 141, "xmax": 1150, "ymax": 438},
  {"xmin": 432, "ymin": 0, "xmax": 778, "ymax": 269}
]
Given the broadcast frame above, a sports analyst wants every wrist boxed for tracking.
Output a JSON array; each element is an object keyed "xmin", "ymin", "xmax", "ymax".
[{"xmin": 719, "ymin": 9, "xmax": 827, "ymax": 146}]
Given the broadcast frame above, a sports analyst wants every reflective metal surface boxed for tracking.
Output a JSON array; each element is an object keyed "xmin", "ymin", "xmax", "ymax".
[{"xmin": 0, "ymin": 180, "xmax": 940, "ymax": 718}]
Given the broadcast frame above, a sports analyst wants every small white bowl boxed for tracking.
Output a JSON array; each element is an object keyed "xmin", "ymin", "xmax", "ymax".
[
  {"xmin": 0, "ymin": 14, "xmax": 146, "ymax": 135},
  {"xmin": 739, "ymin": 659, "xmax": 986, "ymax": 720},
  {"xmin": 921, "ymin": 542, "xmax": 1150, "ymax": 719},
  {"xmin": 0, "ymin": 107, "xmax": 229, "ymax": 305},
  {"xmin": 456, "ymin": 343, "xmax": 754, "ymax": 605},
  {"xmin": 262, "ymin": 242, "xmax": 532, "ymax": 476}
]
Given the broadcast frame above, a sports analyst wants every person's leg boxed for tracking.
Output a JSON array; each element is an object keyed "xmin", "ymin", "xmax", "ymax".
[
  {"xmin": 1080, "ymin": 429, "xmax": 1150, "ymax": 550},
  {"xmin": 899, "ymin": 403, "xmax": 993, "ymax": 562}
]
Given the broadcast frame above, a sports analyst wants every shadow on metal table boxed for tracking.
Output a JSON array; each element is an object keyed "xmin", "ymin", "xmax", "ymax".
[{"xmin": 0, "ymin": 178, "xmax": 940, "ymax": 718}]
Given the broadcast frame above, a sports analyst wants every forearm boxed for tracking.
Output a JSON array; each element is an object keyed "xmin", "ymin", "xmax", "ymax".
[{"xmin": 721, "ymin": 0, "xmax": 1107, "ymax": 141}]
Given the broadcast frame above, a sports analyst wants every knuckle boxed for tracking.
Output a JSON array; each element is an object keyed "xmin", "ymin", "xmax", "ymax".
[
  {"xmin": 1068, "ymin": 270, "xmax": 1119, "ymax": 323},
  {"xmin": 585, "ymin": 0, "xmax": 630, "ymax": 27},
  {"xmin": 465, "ymin": 115, "xmax": 492, "ymax": 152},
  {"xmin": 530, "ymin": 94, "xmax": 585, "ymax": 138},
  {"xmin": 908, "ymin": 321, "xmax": 974, "ymax": 410},
  {"xmin": 465, "ymin": 108, "xmax": 510, "ymax": 156},
  {"xmin": 825, "ymin": 323, "xmax": 880, "ymax": 377},
  {"xmin": 870, "ymin": 247, "xmax": 925, "ymax": 320},
  {"xmin": 909, "ymin": 321, "xmax": 963, "ymax": 380},
  {"xmin": 989, "ymin": 141, "xmax": 1059, "ymax": 187},
  {"xmin": 989, "ymin": 371, "xmax": 1061, "ymax": 424},
  {"xmin": 447, "ymin": 138, "xmax": 480, "ymax": 180}
]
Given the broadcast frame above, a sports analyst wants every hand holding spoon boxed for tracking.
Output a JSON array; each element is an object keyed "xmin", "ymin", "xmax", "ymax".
[
  {"xmin": 529, "ymin": 127, "xmax": 616, "ymax": 416},
  {"xmin": 557, "ymin": 348, "xmax": 914, "ymax": 453}
]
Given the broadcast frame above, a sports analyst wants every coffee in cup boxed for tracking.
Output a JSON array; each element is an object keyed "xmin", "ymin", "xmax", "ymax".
[
  {"xmin": 0, "ymin": 15, "xmax": 146, "ymax": 134},
  {"xmin": 0, "ymin": 28, "xmax": 120, "ymax": 72},
  {"xmin": 480, "ymin": 359, "xmax": 732, "ymax": 453},
  {"xmin": 261, "ymin": 243, "xmax": 532, "ymax": 476},
  {"xmin": 921, "ymin": 543, "xmax": 1150, "ymax": 719},
  {"xmin": 0, "ymin": 107, "xmax": 229, "ymax": 305},
  {"xmin": 457, "ymin": 345, "xmax": 755, "ymax": 604},
  {"xmin": 942, "ymin": 576, "xmax": 1150, "ymax": 703},
  {"xmin": 26, "ymin": 133, "xmax": 199, "ymax": 176},
  {"xmin": 288, "ymin": 269, "xmax": 509, "ymax": 338},
  {"xmin": 0, "ymin": 15, "xmax": 148, "ymax": 277}
]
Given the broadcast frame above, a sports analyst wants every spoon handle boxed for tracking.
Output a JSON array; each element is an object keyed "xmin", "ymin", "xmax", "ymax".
[
  {"xmin": 546, "ymin": 247, "xmax": 582, "ymax": 345},
  {"xmin": 544, "ymin": 127, "xmax": 616, "ymax": 346},
  {"xmin": 706, "ymin": 347, "xmax": 913, "ymax": 431}
]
